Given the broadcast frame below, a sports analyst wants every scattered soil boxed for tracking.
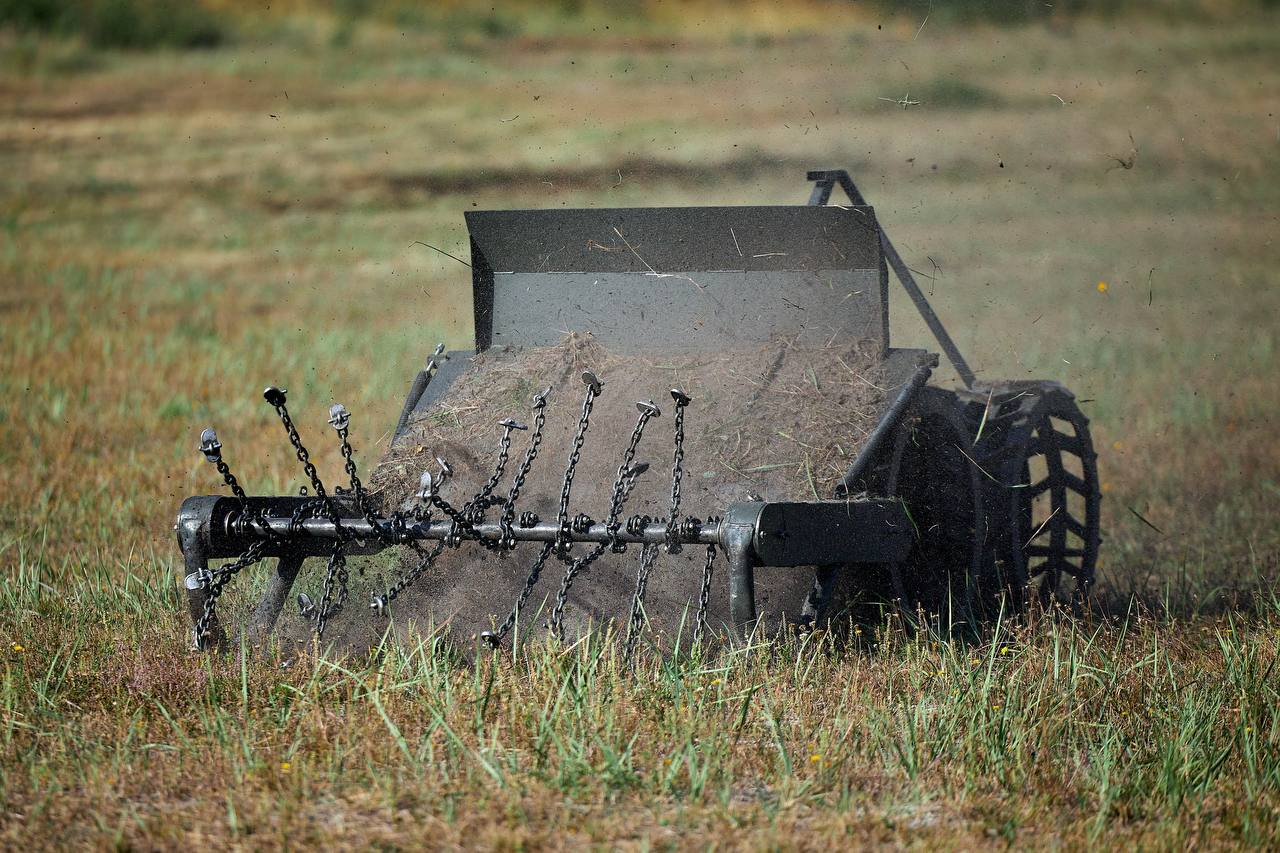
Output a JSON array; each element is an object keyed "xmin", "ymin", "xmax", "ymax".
[{"xmin": 349, "ymin": 333, "xmax": 892, "ymax": 651}]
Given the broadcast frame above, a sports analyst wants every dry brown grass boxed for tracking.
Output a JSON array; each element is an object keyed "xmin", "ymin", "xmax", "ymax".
[{"xmin": 1, "ymin": 6, "xmax": 1279, "ymax": 848}]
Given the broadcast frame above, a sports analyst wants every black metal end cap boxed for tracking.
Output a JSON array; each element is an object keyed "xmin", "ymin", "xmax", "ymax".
[
  {"xmin": 581, "ymin": 370, "xmax": 602, "ymax": 393},
  {"xmin": 635, "ymin": 400, "xmax": 661, "ymax": 418},
  {"xmin": 670, "ymin": 388, "xmax": 691, "ymax": 406},
  {"xmin": 480, "ymin": 631, "xmax": 502, "ymax": 650},
  {"xmin": 263, "ymin": 386, "xmax": 288, "ymax": 407}
]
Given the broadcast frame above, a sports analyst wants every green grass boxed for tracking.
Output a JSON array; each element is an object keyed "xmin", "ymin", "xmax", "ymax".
[{"xmin": 1, "ymin": 5, "xmax": 1279, "ymax": 847}]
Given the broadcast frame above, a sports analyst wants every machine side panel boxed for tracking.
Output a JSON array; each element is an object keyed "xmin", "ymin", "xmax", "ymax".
[{"xmin": 489, "ymin": 269, "xmax": 882, "ymax": 354}]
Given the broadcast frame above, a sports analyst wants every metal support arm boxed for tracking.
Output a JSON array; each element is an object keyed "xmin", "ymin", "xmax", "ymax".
[{"xmin": 808, "ymin": 169, "xmax": 977, "ymax": 389}]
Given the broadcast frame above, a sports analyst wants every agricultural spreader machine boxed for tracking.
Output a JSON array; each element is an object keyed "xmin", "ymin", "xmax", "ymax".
[{"xmin": 175, "ymin": 169, "xmax": 1101, "ymax": 655}]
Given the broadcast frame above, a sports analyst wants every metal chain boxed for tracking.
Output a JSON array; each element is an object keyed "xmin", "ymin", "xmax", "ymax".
[
  {"xmin": 329, "ymin": 404, "xmax": 382, "ymax": 528},
  {"xmin": 546, "ymin": 460, "xmax": 650, "ymax": 642},
  {"xmin": 664, "ymin": 389, "xmax": 690, "ymax": 553},
  {"xmin": 623, "ymin": 543, "xmax": 661, "ymax": 665},
  {"xmin": 498, "ymin": 389, "xmax": 550, "ymax": 548},
  {"xmin": 464, "ymin": 419, "xmax": 525, "ymax": 522},
  {"xmin": 314, "ymin": 542, "xmax": 350, "ymax": 638},
  {"xmin": 693, "ymin": 540, "xmax": 719, "ymax": 646},
  {"xmin": 192, "ymin": 540, "xmax": 269, "ymax": 650},
  {"xmin": 372, "ymin": 539, "xmax": 449, "ymax": 615},
  {"xmin": 548, "ymin": 401, "xmax": 659, "ymax": 641},
  {"xmin": 554, "ymin": 373, "xmax": 602, "ymax": 555},
  {"xmin": 483, "ymin": 542, "xmax": 556, "ymax": 647},
  {"xmin": 264, "ymin": 387, "xmax": 350, "ymax": 637}
]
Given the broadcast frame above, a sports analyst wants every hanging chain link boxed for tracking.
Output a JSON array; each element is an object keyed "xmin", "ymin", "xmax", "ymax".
[
  {"xmin": 192, "ymin": 540, "xmax": 269, "ymax": 650},
  {"xmin": 555, "ymin": 373, "xmax": 602, "ymax": 555},
  {"xmin": 664, "ymin": 389, "xmax": 690, "ymax": 553},
  {"xmin": 194, "ymin": 427, "xmax": 288, "ymax": 648},
  {"xmin": 264, "ymin": 387, "xmax": 350, "ymax": 638},
  {"xmin": 463, "ymin": 419, "xmax": 525, "ymax": 522},
  {"xmin": 329, "ymin": 404, "xmax": 386, "ymax": 532},
  {"xmin": 498, "ymin": 388, "xmax": 550, "ymax": 548},
  {"xmin": 483, "ymin": 542, "xmax": 555, "ymax": 648},
  {"xmin": 623, "ymin": 543, "xmax": 661, "ymax": 665},
  {"xmin": 548, "ymin": 399, "xmax": 659, "ymax": 641},
  {"xmin": 693, "ymin": 540, "xmax": 719, "ymax": 646},
  {"xmin": 371, "ymin": 539, "xmax": 449, "ymax": 615}
]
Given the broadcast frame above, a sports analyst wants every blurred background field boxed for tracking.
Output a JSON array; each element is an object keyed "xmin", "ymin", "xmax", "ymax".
[{"xmin": 1, "ymin": 0, "xmax": 1278, "ymax": 847}]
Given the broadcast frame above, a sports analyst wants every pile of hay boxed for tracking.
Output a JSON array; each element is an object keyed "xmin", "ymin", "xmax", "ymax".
[{"xmin": 361, "ymin": 333, "xmax": 893, "ymax": 649}]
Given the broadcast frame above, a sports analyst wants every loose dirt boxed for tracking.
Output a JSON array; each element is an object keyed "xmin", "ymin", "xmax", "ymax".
[{"xmin": 351, "ymin": 332, "xmax": 892, "ymax": 651}]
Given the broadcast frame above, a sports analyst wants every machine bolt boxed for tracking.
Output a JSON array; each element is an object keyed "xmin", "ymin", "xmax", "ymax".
[
  {"xmin": 199, "ymin": 427, "xmax": 222, "ymax": 462},
  {"xmin": 328, "ymin": 403, "xmax": 351, "ymax": 431}
]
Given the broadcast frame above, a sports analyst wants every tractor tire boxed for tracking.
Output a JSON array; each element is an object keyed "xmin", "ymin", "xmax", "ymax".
[{"xmin": 956, "ymin": 382, "xmax": 1102, "ymax": 609}]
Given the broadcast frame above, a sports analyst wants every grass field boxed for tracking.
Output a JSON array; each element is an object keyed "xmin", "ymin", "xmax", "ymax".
[{"xmin": 2, "ymin": 4, "xmax": 1279, "ymax": 848}]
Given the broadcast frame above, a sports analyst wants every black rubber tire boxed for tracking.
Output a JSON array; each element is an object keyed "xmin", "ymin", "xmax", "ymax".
[
  {"xmin": 957, "ymin": 382, "xmax": 1102, "ymax": 609},
  {"xmin": 878, "ymin": 386, "xmax": 995, "ymax": 627}
]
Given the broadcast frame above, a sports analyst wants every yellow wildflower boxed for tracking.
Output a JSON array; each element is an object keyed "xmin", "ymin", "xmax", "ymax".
[
  {"xmin": 1097, "ymin": 281, "xmax": 1108, "ymax": 293},
  {"xmin": 11, "ymin": 643, "xmax": 23, "ymax": 652},
  {"xmin": 280, "ymin": 761, "xmax": 291, "ymax": 772},
  {"xmin": 810, "ymin": 753, "xmax": 822, "ymax": 763}
]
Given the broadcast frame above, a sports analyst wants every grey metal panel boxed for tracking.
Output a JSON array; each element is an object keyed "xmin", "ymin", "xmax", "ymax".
[
  {"xmin": 488, "ymin": 270, "xmax": 883, "ymax": 354},
  {"xmin": 465, "ymin": 205, "xmax": 880, "ymax": 273},
  {"xmin": 466, "ymin": 205, "xmax": 884, "ymax": 352}
]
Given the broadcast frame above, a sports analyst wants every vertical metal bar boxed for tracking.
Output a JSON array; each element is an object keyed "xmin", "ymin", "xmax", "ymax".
[
  {"xmin": 394, "ymin": 344, "xmax": 447, "ymax": 441},
  {"xmin": 244, "ymin": 554, "xmax": 306, "ymax": 646},
  {"xmin": 720, "ymin": 503, "xmax": 764, "ymax": 638}
]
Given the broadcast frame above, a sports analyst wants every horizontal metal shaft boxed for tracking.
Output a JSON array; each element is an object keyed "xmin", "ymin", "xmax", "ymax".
[{"xmin": 233, "ymin": 514, "xmax": 720, "ymax": 546}]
